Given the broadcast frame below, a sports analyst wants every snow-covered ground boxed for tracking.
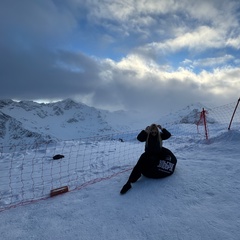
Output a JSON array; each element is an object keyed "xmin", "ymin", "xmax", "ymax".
[{"xmin": 0, "ymin": 122, "xmax": 240, "ymax": 239}]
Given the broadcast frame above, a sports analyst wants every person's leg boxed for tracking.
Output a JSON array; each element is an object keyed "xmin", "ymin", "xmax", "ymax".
[
  {"xmin": 128, "ymin": 153, "xmax": 148, "ymax": 182},
  {"xmin": 120, "ymin": 153, "xmax": 147, "ymax": 194},
  {"xmin": 120, "ymin": 181, "xmax": 132, "ymax": 194}
]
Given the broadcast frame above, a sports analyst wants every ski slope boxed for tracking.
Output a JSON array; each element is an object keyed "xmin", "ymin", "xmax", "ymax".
[{"xmin": 0, "ymin": 126, "xmax": 239, "ymax": 240}]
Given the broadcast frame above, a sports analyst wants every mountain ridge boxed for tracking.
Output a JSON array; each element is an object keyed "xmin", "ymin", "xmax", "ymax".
[
  {"xmin": 0, "ymin": 99, "xmax": 207, "ymax": 147},
  {"xmin": 0, "ymin": 99, "xmax": 148, "ymax": 146}
]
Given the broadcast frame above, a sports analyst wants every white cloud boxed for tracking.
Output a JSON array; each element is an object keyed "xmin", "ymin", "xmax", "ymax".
[
  {"xmin": 226, "ymin": 37, "xmax": 240, "ymax": 49},
  {"xmin": 93, "ymin": 53, "xmax": 240, "ymax": 114},
  {"xmin": 182, "ymin": 55, "xmax": 235, "ymax": 68},
  {"xmin": 141, "ymin": 25, "xmax": 226, "ymax": 56}
]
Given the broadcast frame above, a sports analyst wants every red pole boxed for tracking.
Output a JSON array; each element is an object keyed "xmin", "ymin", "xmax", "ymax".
[
  {"xmin": 228, "ymin": 98, "xmax": 240, "ymax": 130},
  {"xmin": 202, "ymin": 108, "xmax": 208, "ymax": 140}
]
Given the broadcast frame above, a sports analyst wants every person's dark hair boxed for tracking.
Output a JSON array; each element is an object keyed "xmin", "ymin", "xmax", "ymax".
[{"xmin": 146, "ymin": 124, "xmax": 162, "ymax": 148}]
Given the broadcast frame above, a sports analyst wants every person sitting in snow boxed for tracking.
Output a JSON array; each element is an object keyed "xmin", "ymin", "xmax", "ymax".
[{"xmin": 120, "ymin": 123, "xmax": 177, "ymax": 194}]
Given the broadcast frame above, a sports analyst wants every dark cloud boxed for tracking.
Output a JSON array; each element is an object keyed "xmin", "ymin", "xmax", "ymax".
[{"xmin": 0, "ymin": 46, "xmax": 100, "ymax": 99}]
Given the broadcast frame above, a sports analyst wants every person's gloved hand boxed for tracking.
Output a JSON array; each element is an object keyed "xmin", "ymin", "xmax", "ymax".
[{"xmin": 145, "ymin": 126, "xmax": 150, "ymax": 133}]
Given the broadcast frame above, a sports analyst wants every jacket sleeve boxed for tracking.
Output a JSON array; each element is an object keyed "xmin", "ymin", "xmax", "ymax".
[
  {"xmin": 161, "ymin": 128, "xmax": 171, "ymax": 140},
  {"xmin": 137, "ymin": 130, "xmax": 148, "ymax": 142}
]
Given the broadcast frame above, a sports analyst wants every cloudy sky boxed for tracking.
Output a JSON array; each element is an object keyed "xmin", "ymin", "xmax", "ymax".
[{"xmin": 1, "ymin": 0, "xmax": 240, "ymax": 118}]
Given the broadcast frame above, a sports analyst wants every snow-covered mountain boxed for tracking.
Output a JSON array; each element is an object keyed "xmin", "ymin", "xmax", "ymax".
[
  {"xmin": 0, "ymin": 99, "xmax": 212, "ymax": 147},
  {"xmin": 158, "ymin": 102, "xmax": 216, "ymax": 125},
  {"xmin": 0, "ymin": 99, "xmax": 149, "ymax": 146},
  {"xmin": 0, "ymin": 111, "xmax": 55, "ymax": 151}
]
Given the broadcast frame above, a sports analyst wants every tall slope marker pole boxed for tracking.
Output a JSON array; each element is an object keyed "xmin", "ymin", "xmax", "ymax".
[{"xmin": 228, "ymin": 97, "xmax": 240, "ymax": 130}]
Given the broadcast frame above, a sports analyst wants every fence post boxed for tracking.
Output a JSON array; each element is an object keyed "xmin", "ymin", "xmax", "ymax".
[
  {"xmin": 197, "ymin": 108, "xmax": 209, "ymax": 140},
  {"xmin": 202, "ymin": 108, "xmax": 208, "ymax": 140},
  {"xmin": 228, "ymin": 97, "xmax": 240, "ymax": 130}
]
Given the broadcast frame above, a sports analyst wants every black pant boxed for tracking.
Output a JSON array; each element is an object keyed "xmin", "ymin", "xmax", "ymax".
[{"xmin": 128, "ymin": 148, "xmax": 177, "ymax": 183}]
